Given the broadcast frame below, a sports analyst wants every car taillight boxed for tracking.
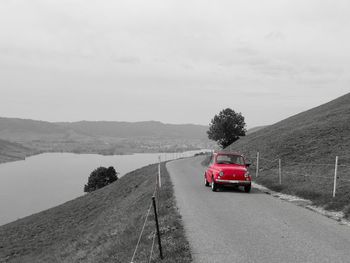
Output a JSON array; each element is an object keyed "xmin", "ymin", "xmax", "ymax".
[{"xmin": 244, "ymin": 171, "xmax": 250, "ymax": 178}]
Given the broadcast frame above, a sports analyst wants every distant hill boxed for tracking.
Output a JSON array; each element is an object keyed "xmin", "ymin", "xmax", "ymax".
[
  {"xmin": 0, "ymin": 118, "xmax": 208, "ymax": 141},
  {"xmin": 0, "ymin": 117, "xmax": 211, "ymax": 161},
  {"xmin": 0, "ymin": 139, "xmax": 36, "ymax": 163},
  {"xmin": 226, "ymin": 93, "xmax": 350, "ymax": 216},
  {"xmin": 0, "ymin": 117, "xmax": 68, "ymax": 141},
  {"xmin": 57, "ymin": 120, "xmax": 208, "ymax": 139}
]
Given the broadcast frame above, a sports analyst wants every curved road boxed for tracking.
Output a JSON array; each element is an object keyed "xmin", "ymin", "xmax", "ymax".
[{"xmin": 167, "ymin": 156, "xmax": 350, "ymax": 263}]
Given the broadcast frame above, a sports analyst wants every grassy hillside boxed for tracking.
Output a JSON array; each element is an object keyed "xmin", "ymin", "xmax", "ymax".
[
  {"xmin": 0, "ymin": 162, "xmax": 191, "ymax": 263},
  {"xmin": 226, "ymin": 93, "xmax": 350, "ymax": 217},
  {"xmin": 0, "ymin": 139, "xmax": 37, "ymax": 164},
  {"xmin": 246, "ymin": 125, "xmax": 269, "ymax": 135}
]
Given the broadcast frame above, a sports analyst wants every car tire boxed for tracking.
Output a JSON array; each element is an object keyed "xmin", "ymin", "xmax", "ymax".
[
  {"xmin": 244, "ymin": 185, "xmax": 251, "ymax": 193},
  {"xmin": 211, "ymin": 177, "xmax": 217, "ymax": 192},
  {"xmin": 204, "ymin": 174, "xmax": 209, "ymax": 187}
]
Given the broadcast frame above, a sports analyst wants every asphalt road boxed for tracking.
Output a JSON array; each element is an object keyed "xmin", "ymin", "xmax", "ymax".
[{"xmin": 166, "ymin": 156, "xmax": 350, "ymax": 263}]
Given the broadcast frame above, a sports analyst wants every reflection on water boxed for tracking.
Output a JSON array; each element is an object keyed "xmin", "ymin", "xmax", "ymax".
[{"xmin": 0, "ymin": 150, "xmax": 206, "ymax": 226}]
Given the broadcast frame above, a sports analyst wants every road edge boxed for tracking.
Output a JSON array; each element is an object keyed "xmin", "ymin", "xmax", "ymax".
[{"xmin": 253, "ymin": 182, "xmax": 350, "ymax": 227}]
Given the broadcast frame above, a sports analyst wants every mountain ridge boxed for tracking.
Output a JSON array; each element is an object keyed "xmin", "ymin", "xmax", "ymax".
[{"xmin": 0, "ymin": 117, "xmax": 208, "ymax": 139}]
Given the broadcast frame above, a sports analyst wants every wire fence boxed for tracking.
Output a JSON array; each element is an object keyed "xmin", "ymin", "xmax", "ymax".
[
  {"xmin": 148, "ymin": 232, "xmax": 157, "ymax": 263},
  {"xmin": 129, "ymin": 151, "xmax": 350, "ymax": 261},
  {"xmin": 130, "ymin": 160, "xmax": 163, "ymax": 263},
  {"xmin": 130, "ymin": 151, "xmax": 211, "ymax": 262},
  {"xmin": 130, "ymin": 201, "xmax": 154, "ymax": 263},
  {"xmin": 242, "ymin": 152, "xmax": 350, "ymax": 198}
]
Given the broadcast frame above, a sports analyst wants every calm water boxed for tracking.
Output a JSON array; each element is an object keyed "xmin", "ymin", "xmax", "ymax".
[{"xmin": 0, "ymin": 150, "xmax": 204, "ymax": 226}]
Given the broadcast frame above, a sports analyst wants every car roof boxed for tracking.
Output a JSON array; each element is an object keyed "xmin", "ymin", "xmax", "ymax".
[{"xmin": 214, "ymin": 151, "xmax": 242, "ymax": 156}]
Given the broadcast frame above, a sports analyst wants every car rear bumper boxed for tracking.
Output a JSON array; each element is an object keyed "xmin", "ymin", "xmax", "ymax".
[{"xmin": 215, "ymin": 179, "xmax": 251, "ymax": 186}]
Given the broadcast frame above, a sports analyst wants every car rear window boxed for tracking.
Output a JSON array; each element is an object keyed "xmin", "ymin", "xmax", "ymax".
[{"xmin": 216, "ymin": 155, "xmax": 244, "ymax": 165}]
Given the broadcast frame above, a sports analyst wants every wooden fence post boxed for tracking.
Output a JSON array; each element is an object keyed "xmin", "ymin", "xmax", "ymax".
[
  {"xmin": 333, "ymin": 156, "xmax": 339, "ymax": 198},
  {"xmin": 278, "ymin": 159, "xmax": 282, "ymax": 185},
  {"xmin": 158, "ymin": 156, "xmax": 161, "ymax": 188},
  {"xmin": 152, "ymin": 196, "xmax": 163, "ymax": 259},
  {"xmin": 256, "ymin": 152, "xmax": 260, "ymax": 177}
]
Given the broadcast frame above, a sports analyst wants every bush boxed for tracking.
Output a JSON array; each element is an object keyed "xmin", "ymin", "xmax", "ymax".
[{"xmin": 84, "ymin": 166, "xmax": 118, "ymax": 193}]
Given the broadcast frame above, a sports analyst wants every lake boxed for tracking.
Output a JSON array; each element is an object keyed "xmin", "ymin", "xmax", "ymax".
[{"xmin": 0, "ymin": 150, "xmax": 205, "ymax": 226}]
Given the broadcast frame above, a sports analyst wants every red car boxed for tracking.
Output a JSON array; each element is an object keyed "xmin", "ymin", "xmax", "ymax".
[{"xmin": 204, "ymin": 152, "xmax": 251, "ymax": 192}]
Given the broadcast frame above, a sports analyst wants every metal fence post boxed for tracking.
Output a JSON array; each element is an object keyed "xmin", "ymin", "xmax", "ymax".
[
  {"xmin": 278, "ymin": 159, "xmax": 282, "ymax": 185},
  {"xmin": 152, "ymin": 196, "xmax": 163, "ymax": 259},
  {"xmin": 256, "ymin": 152, "xmax": 260, "ymax": 177},
  {"xmin": 333, "ymin": 156, "xmax": 339, "ymax": 198}
]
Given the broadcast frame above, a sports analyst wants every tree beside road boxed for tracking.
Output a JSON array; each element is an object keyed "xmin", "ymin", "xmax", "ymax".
[{"xmin": 207, "ymin": 108, "xmax": 246, "ymax": 148}]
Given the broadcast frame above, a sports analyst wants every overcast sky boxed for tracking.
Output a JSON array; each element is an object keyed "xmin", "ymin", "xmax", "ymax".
[{"xmin": 0, "ymin": 0, "xmax": 349, "ymax": 128}]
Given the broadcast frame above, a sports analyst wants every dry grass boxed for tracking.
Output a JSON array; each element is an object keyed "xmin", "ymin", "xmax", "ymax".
[
  {"xmin": 0, "ymin": 163, "xmax": 191, "ymax": 262},
  {"xmin": 225, "ymin": 93, "xmax": 350, "ymax": 218}
]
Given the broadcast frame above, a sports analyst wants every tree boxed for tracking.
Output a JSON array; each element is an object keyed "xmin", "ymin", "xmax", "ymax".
[
  {"xmin": 84, "ymin": 166, "xmax": 118, "ymax": 193},
  {"xmin": 207, "ymin": 108, "xmax": 246, "ymax": 148}
]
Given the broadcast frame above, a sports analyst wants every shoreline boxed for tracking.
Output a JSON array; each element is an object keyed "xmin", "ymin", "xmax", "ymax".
[
  {"xmin": 0, "ymin": 150, "xmax": 206, "ymax": 226},
  {"xmin": 0, "ymin": 147, "xmax": 202, "ymax": 165}
]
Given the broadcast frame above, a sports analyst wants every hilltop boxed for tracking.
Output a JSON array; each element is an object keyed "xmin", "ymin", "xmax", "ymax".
[
  {"xmin": 0, "ymin": 163, "xmax": 191, "ymax": 262},
  {"xmin": 226, "ymin": 93, "xmax": 350, "ymax": 217},
  {"xmin": 227, "ymin": 93, "xmax": 350, "ymax": 163},
  {"xmin": 0, "ymin": 117, "xmax": 211, "ymax": 163},
  {"xmin": 57, "ymin": 120, "xmax": 207, "ymax": 139}
]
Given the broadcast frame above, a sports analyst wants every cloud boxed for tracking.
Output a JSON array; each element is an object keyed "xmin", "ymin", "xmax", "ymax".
[
  {"xmin": 265, "ymin": 31, "xmax": 285, "ymax": 41},
  {"xmin": 0, "ymin": 0, "xmax": 349, "ymax": 126},
  {"xmin": 233, "ymin": 46, "xmax": 259, "ymax": 56},
  {"xmin": 112, "ymin": 56, "xmax": 141, "ymax": 64},
  {"xmin": 214, "ymin": 41, "xmax": 344, "ymax": 86},
  {"xmin": 217, "ymin": 45, "xmax": 267, "ymax": 67},
  {"xmin": 253, "ymin": 60, "xmax": 297, "ymax": 77}
]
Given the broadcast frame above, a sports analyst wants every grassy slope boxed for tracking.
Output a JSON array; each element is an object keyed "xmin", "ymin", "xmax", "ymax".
[
  {"xmin": 246, "ymin": 125, "xmax": 269, "ymax": 135},
  {"xmin": 226, "ymin": 93, "xmax": 350, "ymax": 217},
  {"xmin": 0, "ymin": 139, "xmax": 37, "ymax": 164},
  {"xmin": 0, "ymin": 163, "xmax": 191, "ymax": 263}
]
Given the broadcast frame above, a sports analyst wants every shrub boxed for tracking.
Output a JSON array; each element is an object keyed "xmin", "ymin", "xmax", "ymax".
[{"xmin": 84, "ymin": 166, "xmax": 118, "ymax": 193}]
